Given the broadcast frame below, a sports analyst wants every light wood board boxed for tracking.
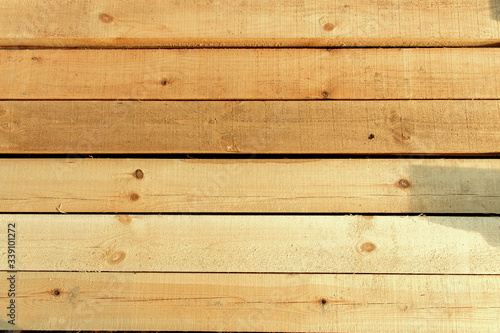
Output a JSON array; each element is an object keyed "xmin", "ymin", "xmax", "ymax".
[
  {"xmin": 0, "ymin": 158, "xmax": 499, "ymax": 213},
  {"xmin": 1, "ymin": 272, "xmax": 499, "ymax": 331},
  {"xmin": 1, "ymin": 0, "xmax": 499, "ymax": 47},
  {"xmin": 1, "ymin": 49, "xmax": 499, "ymax": 100},
  {"xmin": 1, "ymin": 215, "xmax": 499, "ymax": 274},
  {"xmin": 2, "ymin": 100, "xmax": 500, "ymax": 154}
]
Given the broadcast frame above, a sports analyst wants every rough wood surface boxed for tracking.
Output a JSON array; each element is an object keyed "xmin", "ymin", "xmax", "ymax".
[
  {"xmin": 0, "ymin": 158, "xmax": 499, "ymax": 213},
  {"xmin": 1, "ymin": 215, "xmax": 499, "ymax": 274},
  {"xmin": 1, "ymin": 49, "xmax": 499, "ymax": 100},
  {"xmin": 1, "ymin": 0, "xmax": 499, "ymax": 47},
  {"xmin": 2, "ymin": 100, "xmax": 500, "ymax": 154},
  {"xmin": 1, "ymin": 1, "xmax": 500, "ymax": 332},
  {"xmin": 1, "ymin": 272, "xmax": 499, "ymax": 331}
]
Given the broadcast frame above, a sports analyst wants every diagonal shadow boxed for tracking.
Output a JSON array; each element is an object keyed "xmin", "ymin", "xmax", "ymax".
[
  {"xmin": 426, "ymin": 216, "xmax": 500, "ymax": 248},
  {"xmin": 493, "ymin": 0, "xmax": 500, "ymax": 20},
  {"xmin": 409, "ymin": 164, "xmax": 500, "ymax": 248}
]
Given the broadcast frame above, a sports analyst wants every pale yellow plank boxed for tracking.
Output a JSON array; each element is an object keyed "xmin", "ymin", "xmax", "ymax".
[
  {"xmin": 1, "ymin": 272, "xmax": 499, "ymax": 331},
  {"xmin": 0, "ymin": 215, "xmax": 499, "ymax": 274},
  {"xmin": 1, "ymin": 49, "xmax": 499, "ymax": 100},
  {"xmin": 1, "ymin": 100, "xmax": 500, "ymax": 154},
  {"xmin": 1, "ymin": 0, "xmax": 499, "ymax": 47},
  {"xmin": 0, "ymin": 159, "xmax": 499, "ymax": 213}
]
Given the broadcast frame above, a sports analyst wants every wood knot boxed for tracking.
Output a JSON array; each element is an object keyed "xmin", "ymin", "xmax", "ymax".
[
  {"xmin": 322, "ymin": 91, "xmax": 330, "ymax": 98},
  {"xmin": 129, "ymin": 193, "xmax": 140, "ymax": 201},
  {"xmin": 31, "ymin": 57, "xmax": 39, "ymax": 61},
  {"xmin": 1, "ymin": 121, "xmax": 15, "ymax": 131},
  {"xmin": 398, "ymin": 179, "xmax": 411, "ymax": 189},
  {"xmin": 115, "ymin": 215, "xmax": 132, "ymax": 225},
  {"xmin": 133, "ymin": 169, "xmax": 144, "ymax": 179},
  {"xmin": 389, "ymin": 113, "xmax": 400, "ymax": 123},
  {"xmin": 360, "ymin": 242, "xmax": 376, "ymax": 253},
  {"xmin": 107, "ymin": 250, "xmax": 126, "ymax": 265},
  {"xmin": 323, "ymin": 23, "xmax": 335, "ymax": 31},
  {"xmin": 99, "ymin": 13, "xmax": 114, "ymax": 23}
]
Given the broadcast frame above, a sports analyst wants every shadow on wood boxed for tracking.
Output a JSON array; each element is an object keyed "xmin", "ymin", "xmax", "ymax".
[
  {"xmin": 410, "ymin": 164, "xmax": 500, "ymax": 247},
  {"xmin": 493, "ymin": 0, "xmax": 500, "ymax": 20},
  {"xmin": 427, "ymin": 216, "xmax": 500, "ymax": 248}
]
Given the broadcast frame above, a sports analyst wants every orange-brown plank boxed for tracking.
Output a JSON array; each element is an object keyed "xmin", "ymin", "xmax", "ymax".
[
  {"xmin": 1, "ymin": 100, "xmax": 500, "ymax": 154},
  {"xmin": 1, "ymin": 49, "xmax": 499, "ymax": 100},
  {"xmin": 1, "ymin": 0, "xmax": 499, "ymax": 47}
]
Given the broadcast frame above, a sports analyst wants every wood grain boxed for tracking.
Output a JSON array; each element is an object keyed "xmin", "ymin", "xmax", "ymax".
[
  {"xmin": 1, "ymin": 272, "xmax": 499, "ymax": 331},
  {"xmin": 2, "ymin": 100, "xmax": 500, "ymax": 154},
  {"xmin": 0, "ymin": 158, "xmax": 499, "ymax": 213},
  {"xmin": 1, "ymin": 215, "xmax": 499, "ymax": 274},
  {"xmin": 1, "ymin": 49, "xmax": 499, "ymax": 100},
  {"xmin": 1, "ymin": 0, "xmax": 499, "ymax": 47}
]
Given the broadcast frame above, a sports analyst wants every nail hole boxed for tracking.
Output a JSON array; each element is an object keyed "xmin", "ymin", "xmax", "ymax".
[
  {"xmin": 160, "ymin": 78, "xmax": 174, "ymax": 86},
  {"xmin": 368, "ymin": 134, "xmax": 375, "ymax": 140},
  {"xmin": 321, "ymin": 298, "xmax": 327, "ymax": 305},
  {"xmin": 322, "ymin": 91, "xmax": 329, "ymax": 98},
  {"xmin": 53, "ymin": 289, "xmax": 61, "ymax": 296}
]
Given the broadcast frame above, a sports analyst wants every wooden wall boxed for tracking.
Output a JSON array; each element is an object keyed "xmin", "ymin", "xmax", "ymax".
[{"xmin": 0, "ymin": 0, "xmax": 499, "ymax": 331}]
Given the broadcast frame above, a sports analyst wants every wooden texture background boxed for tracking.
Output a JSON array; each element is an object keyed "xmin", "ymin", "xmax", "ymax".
[{"xmin": 0, "ymin": 0, "xmax": 499, "ymax": 331}]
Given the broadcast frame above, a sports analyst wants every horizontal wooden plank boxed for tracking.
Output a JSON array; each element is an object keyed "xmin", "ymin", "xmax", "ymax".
[
  {"xmin": 1, "ymin": 49, "xmax": 499, "ymax": 100},
  {"xmin": 1, "ymin": 215, "xmax": 499, "ymax": 274},
  {"xmin": 2, "ymin": 100, "xmax": 500, "ymax": 154},
  {"xmin": 1, "ymin": 0, "xmax": 499, "ymax": 47},
  {"xmin": 1, "ymin": 272, "xmax": 499, "ymax": 331},
  {"xmin": 0, "ymin": 159, "xmax": 499, "ymax": 213}
]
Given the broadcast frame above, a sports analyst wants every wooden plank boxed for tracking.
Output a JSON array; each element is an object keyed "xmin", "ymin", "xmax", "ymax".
[
  {"xmin": 1, "ymin": 215, "xmax": 499, "ymax": 274},
  {"xmin": 0, "ymin": 159, "xmax": 499, "ymax": 213},
  {"xmin": 2, "ymin": 100, "xmax": 500, "ymax": 154},
  {"xmin": 1, "ymin": 272, "xmax": 499, "ymax": 331},
  {"xmin": 1, "ymin": 49, "xmax": 499, "ymax": 100},
  {"xmin": 1, "ymin": 0, "xmax": 499, "ymax": 47}
]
